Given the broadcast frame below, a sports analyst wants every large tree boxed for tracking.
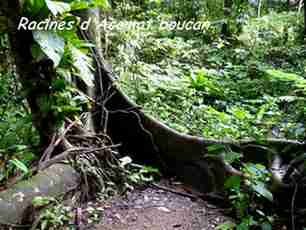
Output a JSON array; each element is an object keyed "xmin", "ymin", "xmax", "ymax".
[
  {"xmin": 1, "ymin": 0, "xmax": 306, "ymax": 225},
  {"xmin": 3, "ymin": 0, "xmax": 306, "ymax": 196}
]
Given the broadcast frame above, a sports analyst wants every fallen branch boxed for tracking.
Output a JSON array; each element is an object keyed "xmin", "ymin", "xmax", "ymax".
[{"xmin": 39, "ymin": 119, "xmax": 80, "ymax": 168}]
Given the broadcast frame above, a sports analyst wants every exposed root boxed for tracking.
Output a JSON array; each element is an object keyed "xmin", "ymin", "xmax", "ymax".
[
  {"xmin": 68, "ymin": 133, "xmax": 127, "ymax": 200},
  {"xmin": 36, "ymin": 117, "xmax": 129, "ymax": 202},
  {"xmin": 38, "ymin": 118, "xmax": 82, "ymax": 169}
]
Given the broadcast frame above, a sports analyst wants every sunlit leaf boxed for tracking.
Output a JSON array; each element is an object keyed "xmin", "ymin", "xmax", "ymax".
[
  {"xmin": 216, "ymin": 222, "xmax": 235, "ymax": 230},
  {"xmin": 251, "ymin": 182, "xmax": 273, "ymax": 202},
  {"xmin": 207, "ymin": 144, "xmax": 226, "ymax": 153},
  {"xmin": 45, "ymin": 0, "xmax": 71, "ymax": 16},
  {"xmin": 265, "ymin": 69, "xmax": 304, "ymax": 82},
  {"xmin": 225, "ymin": 176, "xmax": 241, "ymax": 189},
  {"xmin": 69, "ymin": 45, "xmax": 94, "ymax": 87},
  {"xmin": 223, "ymin": 151, "xmax": 242, "ymax": 164},
  {"xmin": 32, "ymin": 196, "xmax": 56, "ymax": 208},
  {"xmin": 9, "ymin": 158, "xmax": 29, "ymax": 174},
  {"xmin": 33, "ymin": 31, "xmax": 65, "ymax": 67},
  {"xmin": 70, "ymin": 0, "xmax": 110, "ymax": 11}
]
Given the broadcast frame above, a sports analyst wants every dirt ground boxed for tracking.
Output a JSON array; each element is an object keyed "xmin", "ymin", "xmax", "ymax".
[{"xmin": 89, "ymin": 181, "xmax": 233, "ymax": 230}]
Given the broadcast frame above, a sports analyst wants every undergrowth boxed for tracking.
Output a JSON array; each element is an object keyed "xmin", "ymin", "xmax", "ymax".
[
  {"xmin": 108, "ymin": 7, "xmax": 306, "ymax": 142},
  {"xmin": 106, "ymin": 2, "xmax": 306, "ymax": 229}
]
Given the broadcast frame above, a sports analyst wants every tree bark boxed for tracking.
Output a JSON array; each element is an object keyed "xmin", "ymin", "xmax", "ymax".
[{"xmin": 5, "ymin": 0, "xmax": 58, "ymax": 149}]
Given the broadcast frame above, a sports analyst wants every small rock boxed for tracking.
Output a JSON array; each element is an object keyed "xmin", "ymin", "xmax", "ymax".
[{"xmin": 157, "ymin": 207, "xmax": 171, "ymax": 212}]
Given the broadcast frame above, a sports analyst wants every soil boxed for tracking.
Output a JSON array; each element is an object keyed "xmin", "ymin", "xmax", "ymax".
[{"xmin": 88, "ymin": 180, "xmax": 233, "ymax": 230}]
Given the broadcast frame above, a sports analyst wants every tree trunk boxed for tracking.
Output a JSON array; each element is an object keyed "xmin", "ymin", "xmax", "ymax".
[
  {"xmin": 5, "ymin": 0, "xmax": 58, "ymax": 150},
  {"xmin": 4, "ymin": 0, "xmax": 306, "ymax": 213},
  {"xmin": 81, "ymin": 8, "xmax": 303, "ymax": 193},
  {"xmin": 221, "ymin": 0, "xmax": 232, "ymax": 38}
]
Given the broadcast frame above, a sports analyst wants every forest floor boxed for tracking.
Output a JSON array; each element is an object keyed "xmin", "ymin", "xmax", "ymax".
[{"xmin": 85, "ymin": 180, "xmax": 233, "ymax": 230}]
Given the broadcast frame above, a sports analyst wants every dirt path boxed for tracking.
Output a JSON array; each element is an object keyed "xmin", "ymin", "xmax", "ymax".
[{"xmin": 91, "ymin": 181, "xmax": 233, "ymax": 230}]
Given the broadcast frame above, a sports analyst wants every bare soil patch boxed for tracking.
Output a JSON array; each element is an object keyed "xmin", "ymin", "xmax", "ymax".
[{"xmin": 92, "ymin": 181, "xmax": 233, "ymax": 230}]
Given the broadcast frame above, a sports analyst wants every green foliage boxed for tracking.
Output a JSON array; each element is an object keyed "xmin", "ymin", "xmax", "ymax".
[
  {"xmin": 26, "ymin": 0, "xmax": 111, "ymax": 90},
  {"xmin": 9, "ymin": 158, "xmax": 29, "ymax": 174},
  {"xmin": 2, "ymin": 0, "xmax": 306, "ymax": 227},
  {"xmin": 0, "ymin": 32, "xmax": 38, "ymax": 183},
  {"xmin": 22, "ymin": 0, "xmax": 110, "ymax": 17},
  {"xmin": 119, "ymin": 156, "xmax": 161, "ymax": 184},
  {"xmin": 22, "ymin": 0, "xmax": 50, "ymax": 19},
  {"xmin": 110, "ymin": 3, "xmax": 306, "ymax": 141},
  {"xmin": 24, "ymin": 0, "xmax": 111, "ymax": 127},
  {"xmin": 31, "ymin": 196, "xmax": 74, "ymax": 230},
  {"xmin": 239, "ymin": 12, "xmax": 303, "ymax": 50},
  {"xmin": 69, "ymin": 44, "xmax": 94, "ymax": 87},
  {"xmin": 32, "ymin": 196, "xmax": 57, "ymax": 208},
  {"xmin": 106, "ymin": 2, "xmax": 306, "ymax": 228},
  {"xmin": 1, "ymin": 0, "xmax": 111, "ymax": 184},
  {"xmin": 45, "ymin": 0, "xmax": 71, "ymax": 16},
  {"xmin": 216, "ymin": 222, "xmax": 236, "ymax": 230},
  {"xmin": 128, "ymin": 165, "xmax": 161, "ymax": 184},
  {"xmin": 31, "ymin": 196, "xmax": 104, "ymax": 228},
  {"xmin": 69, "ymin": 0, "xmax": 110, "ymax": 11},
  {"xmin": 225, "ymin": 163, "xmax": 273, "ymax": 229},
  {"xmin": 188, "ymin": 69, "xmax": 222, "ymax": 96},
  {"xmin": 162, "ymin": 0, "xmax": 206, "ymax": 20},
  {"xmin": 33, "ymin": 31, "xmax": 65, "ymax": 67}
]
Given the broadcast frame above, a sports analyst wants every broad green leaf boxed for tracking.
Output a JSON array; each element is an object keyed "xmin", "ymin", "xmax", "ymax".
[
  {"xmin": 69, "ymin": 45, "xmax": 94, "ymax": 87},
  {"xmin": 33, "ymin": 31, "xmax": 65, "ymax": 67},
  {"xmin": 70, "ymin": 0, "xmax": 110, "ymax": 11},
  {"xmin": 92, "ymin": 0, "xmax": 110, "ymax": 8},
  {"xmin": 278, "ymin": 96, "xmax": 298, "ymax": 102},
  {"xmin": 225, "ymin": 176, "xmax": 241, "ymax": 189},
  {"xmin": 140, "ymin": 174, "xmax": 154, "ymax": 182},
  {"xmin": 251, "ymin": 182, "xmax": 273, "ymax": 202},
  {"xmin": 236, "ymin": 222, "xmax": 248, "ymax": 230},
  {"xmin": 244, "ymin": 163, "xmax": 267, "ymax": 177},
  {"xmin": 56, "ymin": 68, "xmax": 72, "ymax": 82},
  {"xmin": 141, "ymin": 166, "xmax": 161, "ymax": 175},
  {"xmin": 265, "ymin": 69, "xmax": 304, "ymax": 82},
  {"xmin": 216, "ymin": 222, "xmax": 235, "ymax": 230},
  {"xmin": 207, "ymin": 144, "xmax": 226, "ymax": 154},
  {"xmin": 32, "ymin": 196, "xmax": 56, "ymax": 207},
  {"xmin": 31, "ymin": 43, "xmax": 45, "ymax": 61},
  {"xmin": 9, "ymin": 158, "xmax": 29, "ymax": 174},
  {"xmin": 45, "ymin": 0, "xmax": 71, "ymax": 16},
  {"xmin": 22, "ymin": 0, "xmax": 49, "ymax": 19},
  {"xmin": 7, "ymin": 145, "xmax": 28, "ymax": 152},
  {"xmin": 52, "ymin": 78, "xmax": 67, "ymax": 91},
  {"xmin": 223, "ymin": 151, "xmax": 242, "ymax": 164}
]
